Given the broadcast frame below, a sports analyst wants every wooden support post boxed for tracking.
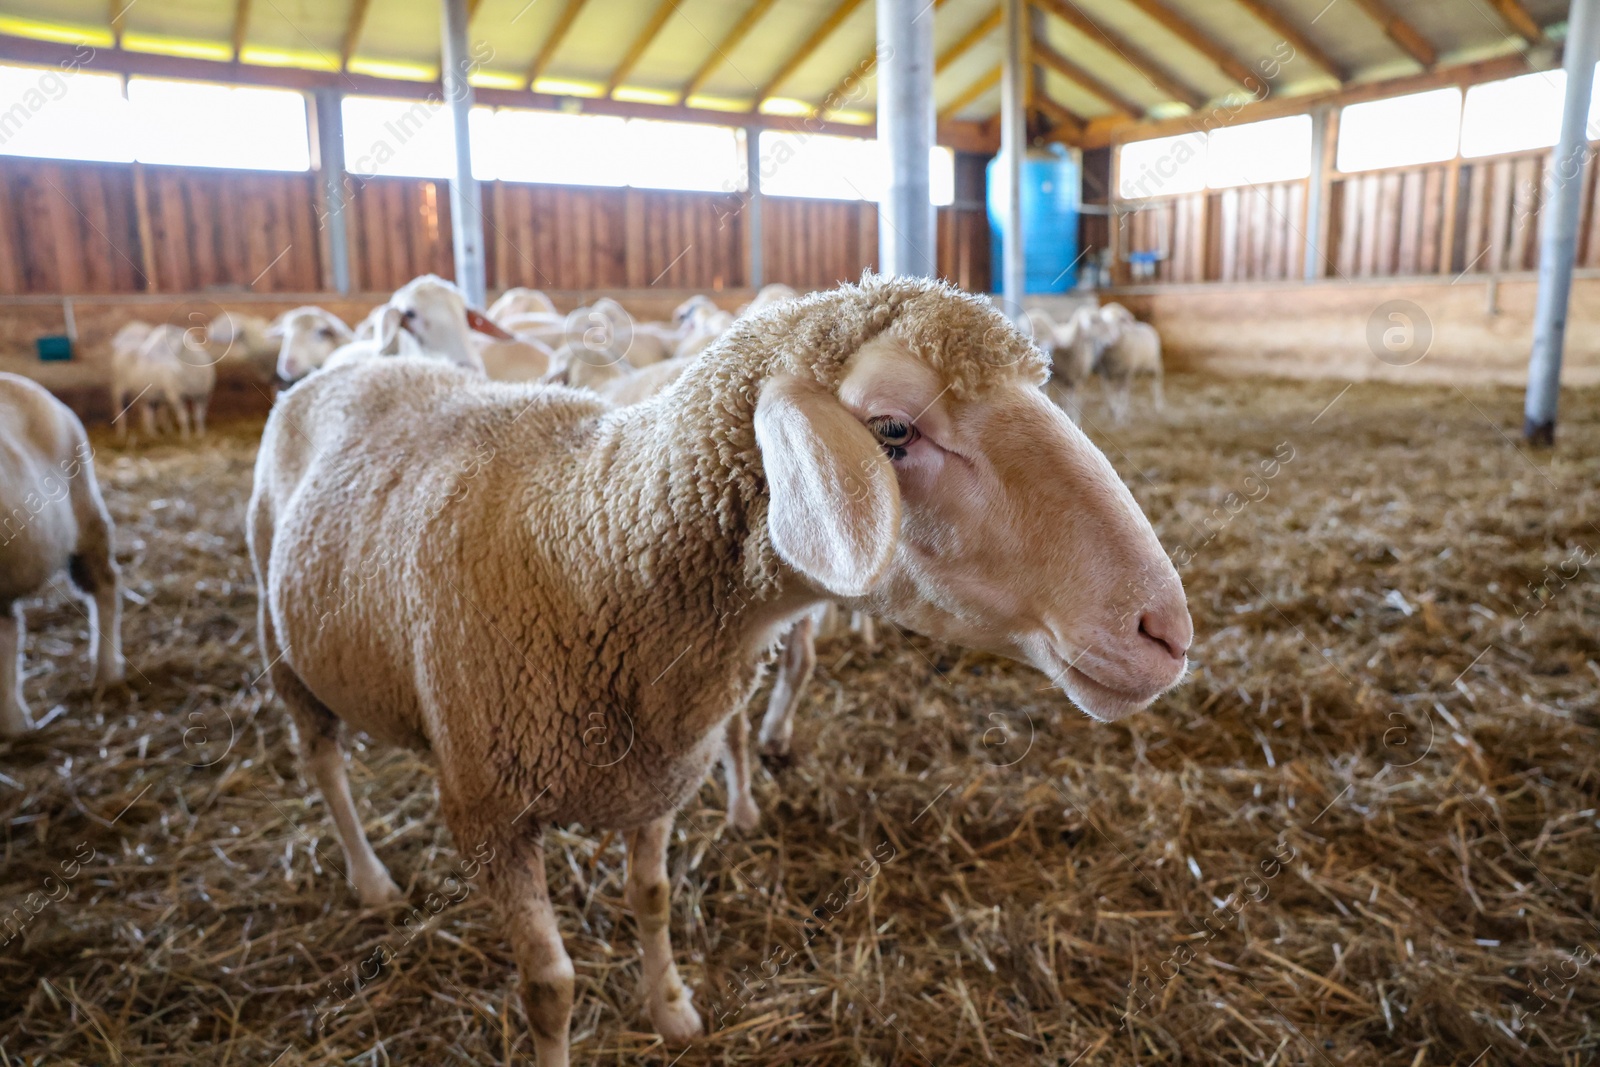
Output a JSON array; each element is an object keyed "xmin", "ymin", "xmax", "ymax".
[{"xmin": 131, "ymin": 162, "xmax": 159, "ymax": 293}]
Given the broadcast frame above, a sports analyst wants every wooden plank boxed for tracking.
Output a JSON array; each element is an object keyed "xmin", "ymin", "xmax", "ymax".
[
  {"xmin": 1347, "ymin": 0, "xmax": 1437, "ymax": 67},
  {"xmin": 751, "ymin": 0, "xmax": 868, "ymax": 107},
  {"xmin": 1357, "ymin": 175, "xmax": 1380, "ymax": 277},
  {"xmin": 1418, "ymin": 166, "xmax": 1443, "ymax": 274},
  {"xmin": 1462, "ymin": 162, "xmax": 1487, "ymax": 275},
  {"xmin": 1028, "ymin": 0, "xmax": 1204, "ymax": 110},
  {"xmin": 938, "ymin": 8, "xmax": 1001, "ymax": 74},
  {"xmin": 1485, "ymin": 0, "xmax": 1544, "ymax": 44},
  {"xmin": 939, "ymin": 66, "xmax": 1000, "ymax": 120},
  {"xmin": 1487, "ymin": 158, "xmax": 1513, "ymax": 273},
  {"xmin": 1032, "ymin": 39, "xmax": 1140, "ymax": 117},
  {"xmin": 1507, "ymin": 155, "xmax": 1540, "ymax": 270},
  {"xmin": 1225, "ymin": 0, "xmax": 1345, "ymax": 81},
  {"xmin": 232, "ymin": 0, "xmax": 252, "ymax": 60},
  {"xmin": 1218, "ymin": 187, "xmax": 1239, "ymax": 281},
  {"xmin": 1375, "ymin": 171, "xmax": 1401, "ymax": 275},
  {"xmin": 1582, "ymin": 152, "xmax": 1600, "ymax": 267},
  {"xmin": 131, "ymin": 163, "xmax": 159, "ymax": 293},
  {"xmin": 341, "ymin": 0, "xmax": 372, "ymax": 69},
  {"xmin": 1397, "ymin": 169, "xmax": 1423, "ymax": 274},
  {"xmin": 605, "ymin": 0, "xmax": 679, "ymax": 96},
  {"xmin": 1119, "ymin": 0, "xmax": 1256, "ymax": 88}
]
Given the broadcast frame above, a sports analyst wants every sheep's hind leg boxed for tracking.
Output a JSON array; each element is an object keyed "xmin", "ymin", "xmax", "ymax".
[
  {"xmin": 626, "ymin": 815, "xmax": 703, "ymax": 1044},
  {"xmin": 272, "ymin": 662, "xmax": 401, "ymax": 905},
  {"xmin": 720, "ymin": 712, "xmax": 760, "ymax": 833},
  {"xmin": 0, "ymin": 603, "xmax": 29, "ymax": 737},
  {"xmin": 758, "ymin": 614, "xmax": 815, "ymax": 760},
  {"xmin": 69, "ymin": 518, "xmax": 125, "ymax": 690}
]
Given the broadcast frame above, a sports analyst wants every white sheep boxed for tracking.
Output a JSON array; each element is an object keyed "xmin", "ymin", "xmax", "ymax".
[
  {"xmin": 487, "ymin": 287, "xmax": 558, "ymax": 324},
  {"xmin": 268, "ymin": 307, "xmax": 356, "ymax": 382},
  {"xmin": 0, "ymin": 373, "xmax": 125, "ymax": 736},
  {"xmin": 109, "ymin": 324, "xmax": 215, "ymax": 441},
  {"xmin": 738, "ymin": 282, "xmax": 799, "ymax": 318},
  {"xmin": 1096, "ymin": 303, "xmax": 1164, "ymax": 422},
  {"xmin": 247, "ymin": 274, "xmax": 1191, "ymax": 1064},
  {"xmin": 472, "ymin": 334, "xmax": 555, "ymax": 383},
  {"xmin": 310, "ymin": 276, "xmax": 506, "ymax": 379},
  {"xmin": 672, "ymin": 296, "xmax": 733, "ymax": 360},
  {"xmin": 207, "ymin": 311, "xmax": 282, "ymax": 382}
]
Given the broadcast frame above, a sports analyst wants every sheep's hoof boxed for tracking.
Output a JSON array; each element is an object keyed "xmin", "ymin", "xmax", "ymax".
[
  {"xmin": 354, "ymin": 870, "xmax": 405, "ymax": 907},
  {"xmin": 726, "ymin": 794, "xmax": 761, "ymax": 835},
  {"xmin": 651, "ymin": 992, "xmax": 704, "ymax": 1046}
]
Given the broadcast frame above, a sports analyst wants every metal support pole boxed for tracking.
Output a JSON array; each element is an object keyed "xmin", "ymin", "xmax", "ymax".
[
  {"xmin": 441, "ymin": 0, "xmax": 486, "ymax": 308},
  {"xmin": 312, "ymin": 88, "xmax": 352, "ymax": 295},
  {"xmin": 746, "ymin": 128, "xmax": 765, "ymax": 289},
  {"xmin": 999, "ymin": 0, "xmax": 1027, "ymax": 314},
  {"xmin": 1303, "ymin": 105, "xmax": 1329, "ymax": 282},
  {"xmin": 876, "ymin": 0, "xmax": 936, "ymax": 277},
  {"xmin": 1524, "ymin": 0, "xmax": 1600, "ymax": 445}
]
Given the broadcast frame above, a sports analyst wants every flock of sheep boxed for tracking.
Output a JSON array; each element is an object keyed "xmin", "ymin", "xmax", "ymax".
[
  {"xmin": 2, "ymin": 274, "xmax": 1188, "ymax": 1065},
  {"xmin": 1027, "ymin": 301, "xmax": 1165, "ymax": 423}
]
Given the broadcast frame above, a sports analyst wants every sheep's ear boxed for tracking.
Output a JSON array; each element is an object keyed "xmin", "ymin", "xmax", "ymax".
[
  {"xmin": 755, "ymin": 375, "xmax": 900, "ymax": 598},
  {"xmin": 466, "ymin": 308, "xmax": 514, "ymax": 340},
  {"xmin": 377, "ymin": 307, "xmax": 405, "ymax": 356}
]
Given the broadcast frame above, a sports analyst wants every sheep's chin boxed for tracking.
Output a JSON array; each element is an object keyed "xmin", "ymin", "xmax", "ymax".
[{"xmin": 1057, "ymin": 664, "xmax": 1156, "ymax": 723}]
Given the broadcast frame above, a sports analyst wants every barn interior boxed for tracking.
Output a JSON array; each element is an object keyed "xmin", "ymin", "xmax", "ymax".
[{"xmin": 1, "ymin": 0, "xmax": 1598, "ymax": 1063}]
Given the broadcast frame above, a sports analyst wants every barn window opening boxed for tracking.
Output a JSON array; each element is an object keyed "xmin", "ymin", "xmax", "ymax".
[
  {"xmin": 341, "ymin": 94, "xmax": 495, "ymax": 180},
  {"xmin": 1117, "ymin": 132, "xmax": 1208, "ymax": 199},
  {"xmin": 1206, "ymin": 115, "xmax": 1313, "ymax": 188},
  {"xmin": 756, "ymin": 130, "xmax": 954, "ymax": 205},
  {"xmin": 0, "ymin": 62, "xmax": 134, "ymax": 163},
  {"xmin": 1460, "ymin": 70, "xmax": 1569, "ymax": 158},
  {"xmin": 127, "ymin": 79, "xmax": 311, "ymax": 171},
  {"xmin": 1336, "ymin": 87, "xmax": 1462, "ymax": 172}
]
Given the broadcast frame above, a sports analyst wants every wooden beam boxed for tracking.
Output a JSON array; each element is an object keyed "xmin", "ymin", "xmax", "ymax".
[
  {"xmin": 1033, "ymin": 38, "xmax": 1140, "ymax": 116},
  {"xmin": 1029, "ymin": 0, "xmax": 1205, "ymax": 109},
  {"xmin": 820, "ymin": 0, "xmax": 955, "ymax": 115},
  {"xmin": 467, "ymin": 0, "xmax": 486, "ymax": 18},
  {"xmin": 938, "ymin": 8, "xmax": 1001, "ymax": 73},
  {"xmin": 1118, "ymin": 0, "xmax": 1256, "ymax": 88},
  {"xmin": 751, "ymin": 0, "xmax": 868, "ymax": 108},
  {"xmin": 1034, "ymin": 92, "xmax": 1084, "ymax": 141},
  {"xmin": 340, "ymin": 0, "xmax": 371, "ymax": 70},
  {"xmin": 1485, "ymin": 0, "xmax": 1544, "ymax": 44},
  {"xmin": 525, "ymin": 0, "xmax": 590, "ymax": 88},
  {"xmin": 230, "ymin": 0, "xmax": 251, "ymax": 60},
  {"xmin": 109, "ymin": 0, "xmax": 127, "ymax": 48},
  {"xmin": 682, "ymin": 0, "xmax": 779, "ymax": 100},
  {"xmin": 0, "ymin": 30, "xmax": 996, "ymax": 152},
  {"xmin": 1226, "ymin": 0, "xmax": 1346, "ymax": 82},
  {"xmin": 605, "ymin": 0, "xmax": 678, "ymax": 96},
  {"xmin": 1347, "ymin": 0, "xmax": 1436, "ymax": 68},
  {"xmin": 1077, "ymin": 52, "xmax": 1531, "ymax": 149},
  {"xmin": 938, "ymin": 64, "xmax": 1000, "ymax": 120}
]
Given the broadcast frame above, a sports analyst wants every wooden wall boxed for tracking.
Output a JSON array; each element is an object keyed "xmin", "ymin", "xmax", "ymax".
[
  {"xmin": 0, "ymin": 156, "xmax": 991, "ymax": 298},
  {"xmin": 1113, "ymin": 144, "xmax": 1600, "ymax": 286}
]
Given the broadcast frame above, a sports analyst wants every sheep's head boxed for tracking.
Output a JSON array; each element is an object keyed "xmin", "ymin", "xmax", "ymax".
[
  {"xmin": 752, "ymin": 276, "xmax": 1190, "ymax": 722},
  {"xmin": 271, "ymin": 307, "xmax": 355, "ymax": 382},
  {"xmin": 672, "ymin": 295, "xmax": 719, "ymax": 330},
  {"xmin": 386, "ymin": 275, "xmax": 510, "ymax": 371}
]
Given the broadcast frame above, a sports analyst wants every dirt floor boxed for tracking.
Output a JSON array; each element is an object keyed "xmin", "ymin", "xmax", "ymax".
[{"xmin": 2, "ymin": 374, "xmax": 1598, "ymax": 1066}]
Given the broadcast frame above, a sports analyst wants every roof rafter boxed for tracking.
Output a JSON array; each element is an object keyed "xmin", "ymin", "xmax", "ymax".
[
  {"xmin": 524, "ymin": 0, "xmax": 590, "ymax": 89},
  {"xmin": 109, "ymin": 0, "xmax": 127, "ymax": 47},
  {"xmin": 1485, "ymin": 0, "xmax": 1543, "ymax": 44},
  {"xmin": 681, "ymin": 0, "xmax": 779, "ymax": 101},
  {"xmin": 230, "ymin": 0, "xmax": 250, "ymax": 59},
  {"xmin": 605, "ymin": 0, "xmax": 678, "ymax": 96},
  {"xmin": 340, "ymin": 0, "xmax": 371, "ymax": 69},
  {"xmin": 1225, "ymin": 0, "xmax": 1346, "ymax": 82},
  {"xmin": 1034, "ymin": 92, "xmax": 1084, "ymax": 141},
  {"xmin": 1347, "ymin": 0, "xmax": 1436, "ymax": 67},
  {"xmin": 750, "ymin": 0, "xmax": 868, "ymax": 109},
  {"xmin": 937, "ymin": 8, "xmax": 1001, "ymax": 73},
  {"xmin": 1118, "ymin": 0, "xmax": 1256, "ymax": 88},
  {"xmin": 1033, "ymin": 39, "xmax": 1139, "ymax": 117},
  {"xmin": 818, "ymin": 0, "xmax": 954, "ymax": 115},
  {"xmin": 1029, "ymin": 0, "xmax": 1204, "ymax": 110},
  {"xmin": 938, "ymin": 64, "xmax": 999, "ymax": 120}
]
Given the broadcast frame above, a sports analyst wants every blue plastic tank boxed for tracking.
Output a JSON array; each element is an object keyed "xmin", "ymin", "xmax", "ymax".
[{"xmin": 987, "ymin": 144, "xmax": 1082, "ymax": 293}]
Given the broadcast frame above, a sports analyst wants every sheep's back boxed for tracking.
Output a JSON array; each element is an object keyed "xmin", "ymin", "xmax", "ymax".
[{"xmin": 0, "ymin": 375, "xmax": 85, "ymax": 599}]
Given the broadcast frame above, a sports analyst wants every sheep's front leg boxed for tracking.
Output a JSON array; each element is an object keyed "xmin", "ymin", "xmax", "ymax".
[
  {"xmin": 70, "ymin": 536, "xmax": 124, "ymax": 689},
  {"xmin": 720, "ymin": 712, "xmax": 760, "ymax": 833},
  {"xmin": 626, "ymin": 815, "xmax": 703, "ymax": 1044},
  {"xmin": 492, "ymin": 835, "xmax": 575, "ymax": 1067},
  {"xmin": 758, "ymin": 614, "xmax": 815, "ymax": 759},
  {"xmin": 0, "ymin": 603, "xmax": 29, "ymax": 737}
]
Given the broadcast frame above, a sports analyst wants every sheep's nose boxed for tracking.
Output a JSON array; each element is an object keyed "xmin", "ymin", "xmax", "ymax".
[{"xmin": 1137, "ymin": 601, "xmax": 1191, "ymax": 662}]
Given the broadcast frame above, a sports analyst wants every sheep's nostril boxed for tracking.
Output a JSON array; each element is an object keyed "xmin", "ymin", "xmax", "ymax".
[{"xmin": 1137, "ymin": 611, "xmax": 1190, "ymax": 662}]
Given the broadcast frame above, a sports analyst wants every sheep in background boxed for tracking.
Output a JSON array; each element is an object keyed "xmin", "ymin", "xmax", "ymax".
[
  {"xmin": 487, "ymin": 287, "xmax": 558, "ymax": 324},
  {"xmin": 0, "ymin": 374, "xmax": 124, "ymax": 736},
  {"xmin": 673, "ymin": 296, "xmax": 733, "ymax": 360},
  {"xmin": 207, "ymin": 311, "xmax": 282, "ymax": 382},
  {"xmin": 1097, "ymin": 302, "xmax": 1164, "ymax": 422},
  {"xmin": 1025, "ymin": 305, "xmax": 1110, "ymax": 422},
  {"xmin": 472, "ymin": 333, "xmax": 555, "ymax": 383},
  {"xmin": 109, "ymin": 324, "xmax": 215, "ymax": 441},
  {"xmin": 313, "ymin": 275, "xmax": 507, "ymax": 379},
  {"xmin": 269, "ymin": 307, "xmax": 356, "ymax": 382},
  {"xmin": 248, "ymin": 274, "xmax": 1191, "ymax": 1063},
  {"xmin": 738, "ymin": 282, "xmax": 798, "ymax": 318}
]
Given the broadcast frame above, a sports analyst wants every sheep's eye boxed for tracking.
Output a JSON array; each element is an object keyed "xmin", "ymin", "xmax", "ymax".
[
  {"xmin": 319, "ymin": 327, "xmax": 334, "ymax": 340},
  {"xmin": 867, "ymin": 415, "xmax": 918, "ymax": 460},
  {"xmin": 402, "ymin": 308, "xmax": 417, "ymax": 321}
]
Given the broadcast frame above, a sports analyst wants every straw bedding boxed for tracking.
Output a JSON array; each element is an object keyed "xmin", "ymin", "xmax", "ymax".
[{"xmin": 1, "ymin": 375, "xmax": 1596, "ymax": 1065}]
